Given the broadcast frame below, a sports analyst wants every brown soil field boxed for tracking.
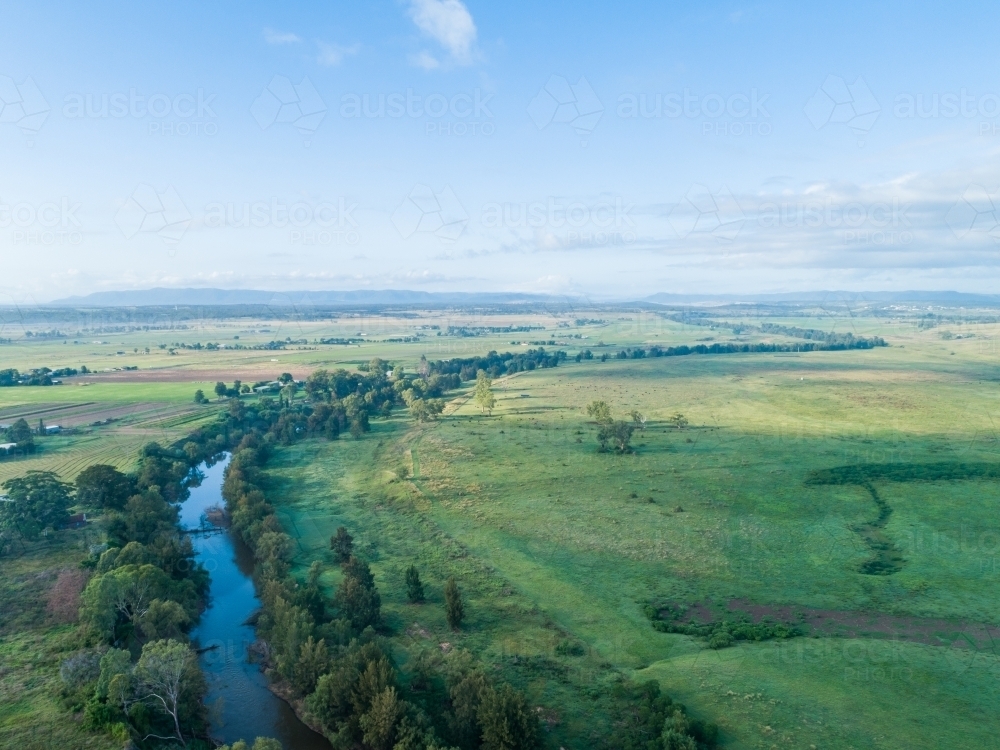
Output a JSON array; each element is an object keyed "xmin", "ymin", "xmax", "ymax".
[{"xmin": 0, "ymin": 401, "xmax": 200, "ymax": 427}]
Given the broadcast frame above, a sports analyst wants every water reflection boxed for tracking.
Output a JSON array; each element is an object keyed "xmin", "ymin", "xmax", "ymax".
[{"xmin": 181, "ymin": 454, "xmax": 330, "ymax": 749}]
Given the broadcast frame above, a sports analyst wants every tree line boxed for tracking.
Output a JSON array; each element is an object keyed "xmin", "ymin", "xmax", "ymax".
[
  {"xmin": 0, "ymin": 366, "xmax": 86, "ymax": 386},
  {"xmin": 221, "ymin": 416, "xmax": 543, "ymax": 749}
]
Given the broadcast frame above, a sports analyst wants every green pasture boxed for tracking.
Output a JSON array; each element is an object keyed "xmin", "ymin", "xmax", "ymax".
[
  {"xmin": 262, "ymin": 341, "xmax": 1000, "ymax": 749},
  {"xmin": 3, "ymin": 306, "xmax": 1000, "ymax": 748}
]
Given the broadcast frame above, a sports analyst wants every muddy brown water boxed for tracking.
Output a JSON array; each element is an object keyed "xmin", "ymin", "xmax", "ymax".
[{"xmin": 181, "ymin": 455, "xmax": 330, "ymax": 749}]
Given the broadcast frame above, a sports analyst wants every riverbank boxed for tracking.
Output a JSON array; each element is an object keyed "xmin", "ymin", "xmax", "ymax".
[{"xmin": 181, "ymin": 455, "xmax": 330, "ymax": 749}]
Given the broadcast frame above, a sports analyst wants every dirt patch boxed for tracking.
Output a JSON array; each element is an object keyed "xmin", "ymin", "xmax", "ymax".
[
  {"xmin": 660, "ymin": 598, "xmax": 1000, "ymax": 650},
  {"xmin": 46, "ymin": 568, "xmax": 89, "ymax": 623}
]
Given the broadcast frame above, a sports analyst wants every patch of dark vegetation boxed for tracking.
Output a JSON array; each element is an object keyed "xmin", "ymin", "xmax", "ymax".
[
  {"xmin": 644, "ymin": 603, "xmax": 802, "ymax": 649},
  {"xmin": 655, "ymin": 598, "xmax": 1000, "ymax": 650},
  {"xmin": 852, "ymin": 483, "xmax": 904, "ymax": 575},
  {"xmin": 806, "ymin": 462, "xmax": 1000, "ymax": 575},
  {"xmin": 806, "ymin": 461, "xmax": 1000, "ymax": 485},
  {"xmin": 606, "ymin": 679, "xmax": 719, "ymax": 750}
]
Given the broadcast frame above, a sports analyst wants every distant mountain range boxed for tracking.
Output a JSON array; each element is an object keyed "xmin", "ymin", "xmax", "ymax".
[
  {"xmin": 48, "ymin": 288, "xmax": 575, "ymax": 307},
  {"xmin": 643, "ymin": 290, "xmax": 1000, "ymax": 305},
  {"xmin": 42, "ymin": 287, "xmax": 1000, "ymax": 308}
]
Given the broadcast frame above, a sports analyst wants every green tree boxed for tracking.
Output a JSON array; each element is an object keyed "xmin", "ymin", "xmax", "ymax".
[
  {"xmin": 478, "ymin": 683, "xmax": 540, "ymax": 750},
  {"xmin": 444, "ymin": 577, "xmax": 464, "ymax": 630},
  {"xmin": 410, "ymin": 398, "xmax": 444, "ymax": 422},
  {"xmin": 330, "ymin": 526, "xmax": 353, "ymax": 562},
  {"xmin": 293, "ymin": 636, "xmax": 329, "ymax": 696},
  {"xmin": 76, "ymin": 464, "xmax": 135, "ymax": 511},
  {"xmin": 193, "ymin": 389, "xmax": 207, "ymax": 404},
  {"xmin": 0, "ymin": 470, "xmax": 73, "ymax": 539},
  {"xmin": 134, "ymin": 639, "xmax": 204, "ymax": 745},
  {"xmin": 217, "ymin": 740, "xmax": 283, "ymax": 750},
  {"xmin": 5, "ymin": 418, "xmax": 34, "ymax": 452},
  {"xmin": 214, "ymin": 381, "xmax": 227, "ymax": 400},
  {"xmin": 139, "ymin": 599, "xmax": 190, "ymax": 641},
  {"xmin": 474, "ymin": 370, "xmax": 496, "ymax": 415},
  {"xmin": 405, "ymin": 565, "xmax": 425, "ymax": 603},
  {"xmin": 359, "ymin": 686, "xmax": 405, "ymax": 750},
  {"xmin": 666, "ymin": 412, "xmax": 689, "ymax": 429},
  {"xmin": 80, "ymin": 564, "xmax": 174, "ymax": 643},
  {"xmin": 598, "ymin": 420, "xmax": 635, "ymax": 454},
  {"xmin": 586, "ymin": 400, "xmax": 612, "ymax": 424},
  {"xmin": 335, "ymin": 556, "xmax": 381, "ymax": 631}
]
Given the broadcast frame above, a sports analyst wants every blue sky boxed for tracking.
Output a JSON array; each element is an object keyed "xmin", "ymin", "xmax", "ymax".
[{"xmin": 2, "ymin": 0, "xmax": 1000, "ymax": 301}]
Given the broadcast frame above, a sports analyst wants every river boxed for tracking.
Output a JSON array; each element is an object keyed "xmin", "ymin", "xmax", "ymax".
[{"xmin": 179, "ymin": 454, "xmax": 331, "ymax": 749}]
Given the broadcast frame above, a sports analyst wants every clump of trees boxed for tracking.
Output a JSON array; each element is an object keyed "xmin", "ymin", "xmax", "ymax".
[
  {"xmin": 608, "ymin": 680, "xmax": 718, "ymax": 750},
  {"xmin": 427, "ymin": 348, "xmax": 565, "ymax": 380},
  {"xmin": 0, "ymin": 470, "xmax": 73, "ymax": 540},
  {"xmin": 2, "ymin": 417, "xmax": 36, "ymax": 455},
  {"xmin": 0, "ymin": 366, "xmax": 81, "ymax": 387},
  {"xmin": 586, "ymin": 401, "xmax": 644, "ymax": 454},
  {"xmin": 30, "ymin": 440, "xmax": 240, "ymax": 747}
]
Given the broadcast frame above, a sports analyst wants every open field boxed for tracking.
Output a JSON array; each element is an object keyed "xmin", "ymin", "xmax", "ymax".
[
  {"xmin": 3, "ymin": 303, "xmax": 1000, "ymax": 748},
  {"xmin": 257, "ymin": 310, "xmax": 1000, "ymax": 749}
]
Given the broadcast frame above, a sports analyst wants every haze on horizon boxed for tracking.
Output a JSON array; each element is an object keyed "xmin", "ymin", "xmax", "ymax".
[{"xmin": 2, "ymin": 0, "xmax": 1000, "ymax": 303}]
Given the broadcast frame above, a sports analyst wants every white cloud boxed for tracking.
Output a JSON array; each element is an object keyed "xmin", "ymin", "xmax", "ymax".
[
  {"xmin": 263, "ymin": 28, "xmax": 301, "ymax": 45},
  {"xmin": 408, "ymin": 0, "xmax": 477, "ymax": 64},
  {"xmin": 317, "ymin": 42, "xmax": 360, "ymax": 66},
  {"xmin": 410, "ymin": 51, "xmax": 441, "ymax": 70}
]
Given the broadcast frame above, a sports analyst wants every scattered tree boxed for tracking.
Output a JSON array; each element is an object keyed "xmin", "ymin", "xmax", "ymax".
[
  {"xmin": 598, "ymin": 420, "xmax": 635, "ymax": 454},
  {"xmin": 331, "ymin": 526, "xmax": 354, "ymax": 562},
  {"xmin": 444, "ymin": 577, "xmax": 464, "ymax": 630},
  {"xmin": 666, "ymin": 412, "xmax": 689, "ymax": 429},
  {"xmin": 193, "ymin": 389, "xmax": 208, "ymax": 404},
  {"xmin": 405, "ymin": 565, "xmax": 425, "ymax": 603},
  {"xmin": 214, "ymin": 381, "xmax": 227, "ymax": 400},
  {"xmin": 474, "ymin": 370, "xmax": 496, "ymax": 415},
  {"xmin": 335, "ymin": 556, "xmax": 381, "ymax": 631},
  {"xmin": 409, "ymin": 398, "xmax": 444, "ymax": 422},
  {"xmin": 586, "ymin": 400, "xmax": 612, "ymax": 424}
]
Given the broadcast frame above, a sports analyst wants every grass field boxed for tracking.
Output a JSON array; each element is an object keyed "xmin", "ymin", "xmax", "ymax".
[
  {"xmin": 3, "ymin": 305, "xmax": 1000, "ymax": 748},
  {"xmin": 261, "ymin": 319, "xmax": 1000, "ymax": 749}
]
